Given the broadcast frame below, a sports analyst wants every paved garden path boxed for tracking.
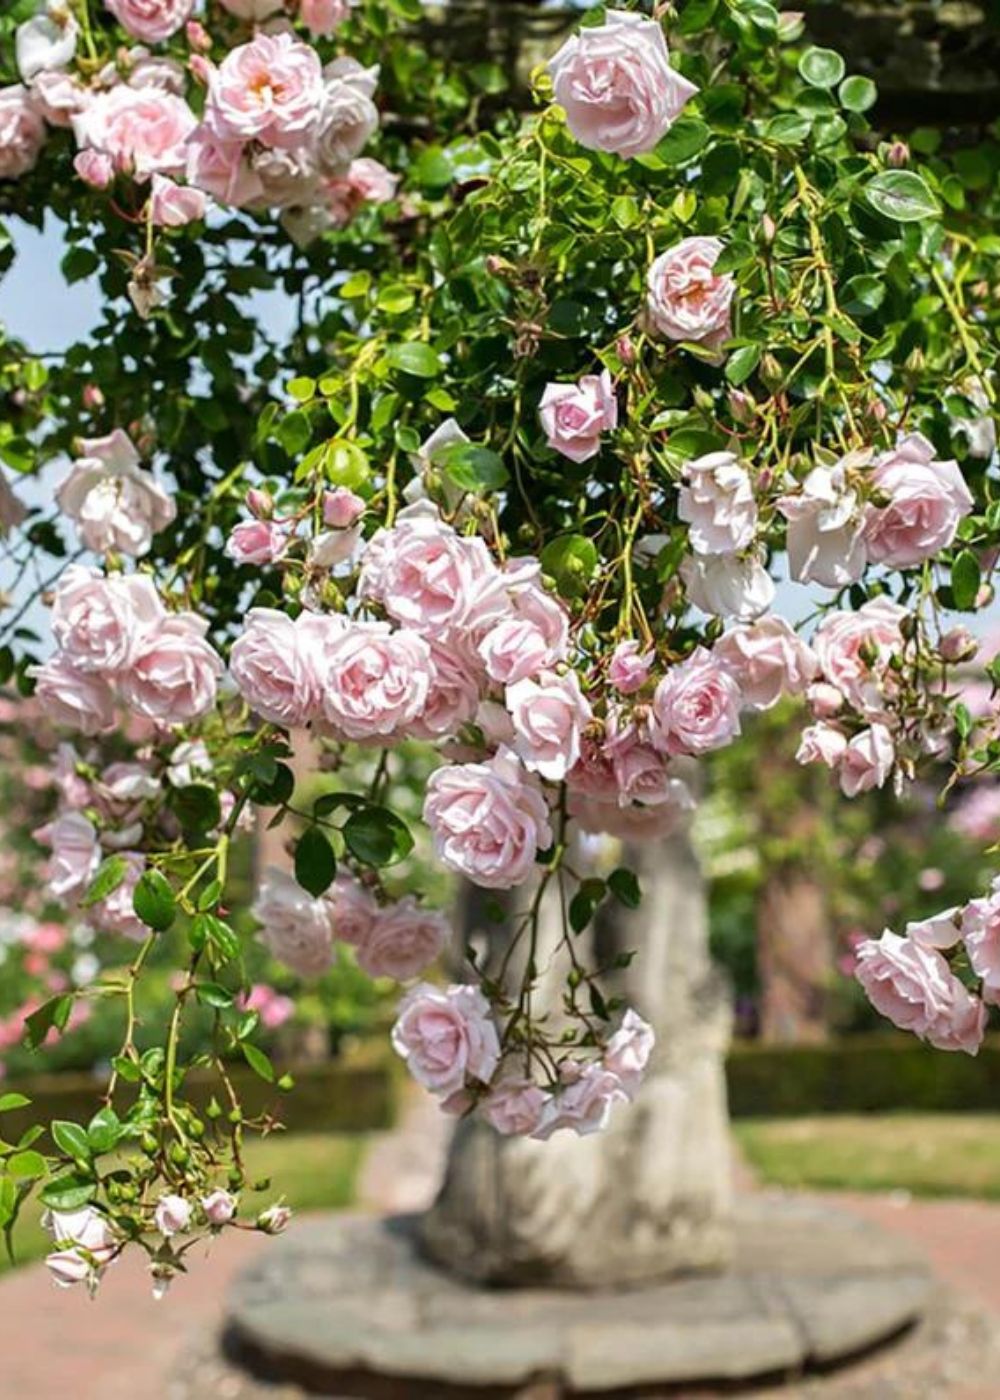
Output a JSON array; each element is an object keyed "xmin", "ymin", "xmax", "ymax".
[{"xmin": 2, "ymin": 1101, "xmax": 1000, "ymax": 1399}]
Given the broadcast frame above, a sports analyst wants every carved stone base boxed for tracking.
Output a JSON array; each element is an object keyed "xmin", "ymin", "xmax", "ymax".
[{"xmin": 222, "ymin": 1202, "xmax": 933, "ymax": 1397}]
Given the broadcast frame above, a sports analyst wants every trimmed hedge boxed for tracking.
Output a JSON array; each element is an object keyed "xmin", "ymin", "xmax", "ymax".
[
  {"xmin": 0, "ymin": 1051, "xmax": 398, "ymax": 1143},
  {"xmin": 728, "ymin": 1034, "xmax": 1000, "ymax": 1117}
]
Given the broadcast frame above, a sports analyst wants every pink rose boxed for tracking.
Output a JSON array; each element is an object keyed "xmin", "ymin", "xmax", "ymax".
[
  {"xmin": 360, "ymin": 507, "xmax": 496, "ymax": 636},
  {"xmin": 604, "ymin": 721, "xmax": 678, "ymax": 807},
  {"xmin": 186, "ymin": 131, "xmax": 263, "ymax": 208},
  {"xmin": 391, "ymin": 982, "xmax": 500, "ymax": 1098},
  {"xmin": 647, "ymin": 237, "xmax": 734, "ymax": 349},
  {"xmin": 480, "ymin": 1076, "xmax": 547, "ymax": 1137},
  {"xmin": 257, "ymin": 1204, "xmax": 292, "ymax": 1234},
  {"xmin": 205, "ymin": 33, "xmax": 324, "ymax": 150},
  {"xmin": 855, "ymin": 931, "xmax": 986, "ymax": 1054},
  {"xmin": 128, "ymin": 54, "xmax": 188, "ymax": 95},
  {"xmin": 242, "ymin": 984, "xmax": 295, "ymax": 1031},
  {"xmin": 777, "ymin": 456, "xmax": 868, "ymax": 588},
  {"xmin": 149, "ymin": 173, "xmax": 206, "ymax": 227},
  {"xmin": 408, "ymin": 639, "xmax": 482, "ymax": 740},
  {"xmin": 322, "ymin": 487, "xmax": 365, "ymax": 528},
  {"xmin": 252, "ymin": 867, "xmax": 334, "ymax": 977},
  {"xmin": 299, "ymin": 0, "xmax": 349, "ymax": 34},
  {"xmin": 328, "ymin": 875, "xmax": 378, "ymax": 947},
  {"xmin": 568, "ymin": 779, "xmax": 695, "ymax": 843},
  {"xmin": 225, "ymin": 520, "xmax": 288, "ymax": 565},
  {"xmin": 230, "ymin": 608, "xmax": 329, "ymax": 728},
  {"xmin": 119, "ymin": 614, "xmax": 223, "ymax": 723},
  {"xmin": 806, "ymin": 681, "xmax": 844, "ymax": 718},
  {"xmin": 680, "ymin": 552, "xmax": 775, "ymax": 621},
  {"xmin": 44, "ymin": 1207, "xmax": 118, "ymax": 1291},
  {"xmin": 313, "ymin": 59, "xmax": 379, "ymax": 176},
  {"xmin": 51, "ymin": 565, "xmax": 165, "ymax": 673},
  {"xmin": 539, "ymin": 370, "xmax": 617, "ymax": 464},
  {"xmin": 679, "ymin": 451, "xmax": 757, "ymax": 555},
  {"xmin": 56, "ymin": 429, "xmax": 176, "ymax": 557},
  {"xmin": 506, "ymin": 669, "xmax": 593, "ymax": 782},
  {"xmin": 714, "ymin": 617, "xmax": 817, "ymax": 710},
  {"xmin": 217, "ymin": 0, "xmax": 281, "ymax": 17},
  {"xmin": 863, "ymin": 433, "xmax": 973, "ymax": 569},
  {"xmin": 906, "ymin": 908, "xmax": 963, "ymax": 951},
  {"xmin": 324, "ymin": 157, "xmax": 398, "ymax": 226},
  {"xmin": 813, "ymin": 597, "xmax": 906, "ymax": 717},
  {"xmin": 308, "ymin": 526, "xmax": 363, "ymax": 570},
  {"xmin": 104, "ymin": 0, "xmax": 194, "ymax": 43},
  {"xmin": 87, "ymin": 852, "xmax": 147, "ymax": 941},
  {"xmin": 533, "ymin": 1062, "xmax": 628, "ymax": 1140},
  {"xmin": 356, "ymin": 897, "xmax": 449, "ymax": 981},
  {"xmin": 795, "ymin": 721, "xmax": 847, "ymax": 769},
  {"xmin": 547, "ymin": 11, "xmax": 696, "ymax": 159},
  {"xmin": 961, "ymin": 884, "xmax": 1000, "ymax": 992},
  {"xmin": 477, "ymin": 583, "xmax": 569, "ymax": 686},
  {"xmin": 154, "ymin": 1193, "xmax": 191, "ymax": 1237},
  {"xmin": 651, "ymin": 647, "xmax": 742, "ymax": 755},
  {"xmin": 16, "ymin": 10, "xmax": 78, "ymax": 83},
  {"xmin": 424, "ymin": 747, "xmax": 553, "ymax": 889},
  {"xmin": 73, "ymin": 86, "xmax": 196, "ymax": 180},
  {"xmin": 37, "ymin": 812, "xmax": 100, "ymax": 902},
  {"xmin": 32, "ymin": 70, "xmax": 88, "ymax": 129},
  {"xmin": 608, "ymin": 640, "xmax": 653, "ymax": 694},
  {"xmin": 0, "ymin": 85, "xmax": 46, "ymax": 180},
  {"xmin": 201, "ymin": 1190, "xmax": 237, "ymax": 1226},
  {"xmin": 319, "ymin": 621, "xmax": 434, "ymax": 741},
  {"xmin": 839, "ymin": 724, "xmax": 895, "ymax": 797},
  {"xmin": 74, "ymin": 149, "xmax": 114, "ymax": 189},
  {"xmin": 30, "ymin": 656, "xmax": 117, "ymax": 735},
  {"xmin": 602, "ymin": 1008, "xmax": 655, "ymax": 1097}
]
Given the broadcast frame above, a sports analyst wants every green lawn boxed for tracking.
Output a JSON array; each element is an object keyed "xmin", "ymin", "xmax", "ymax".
[
  {"xmin": 1, "ymin": 1130, "xmax": 366, "ymax": 1275},
  {"xmin": 735, "ymin": 1113, "xmax": 1000, "ymax": 1199}
]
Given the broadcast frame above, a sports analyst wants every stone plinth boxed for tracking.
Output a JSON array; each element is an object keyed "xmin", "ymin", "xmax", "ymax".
[{"xmin": 222, "ymin": 1201, "xmax": 933, "ymax": 1398}]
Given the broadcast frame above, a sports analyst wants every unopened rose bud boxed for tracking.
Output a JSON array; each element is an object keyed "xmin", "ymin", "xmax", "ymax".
[
  {"xmin": 201, "ymin": 1189, "xmax": 237, "ymax": 1226},
  {"xmin": 904, "ymin": 347, "xmax": 925, "ymax": 376},
  {"xmin": 188, "ymin": 53, "xmax": 214, "ymax": 86},
  {"xmin": 81, "ymin": 384, "xmax": 105, "ymax": 411},
  {"xmin": 322, "ymin": 486, "xmax": 365, "ymax": 528},
  {"xmin": 154, "ymin": 1194, "xmax": 192, "ymax": 1238},
  {"xmin": 258, "ymin": 1204, "xmax": 292, "ymax": 1235},
  {"xmin": 484, "ymin": 255, "xmax": 507, "ymax": 276},
  {"xmin": 939, "ymin": 627, "xmax": 979, "ymax": 664},
  {"xmin": 74, "ymin": 150, "xmax": 113, "ymax": 190},
  {"xmin": 761, "ymin": 213, "xmax": 776, "ymax": 245},
  {"xmin": 976, "ymin": 582, "xmax": 994, "ymax": 610},
  {"xmin": 728, "ymin": 388, "xmax": 755, "ymax": 424},
  {"xmin": 616, "ymin": 335, "xmax": 636, "ymax": 367},
  {"xmin": 807, "ymin": 681, "xmax": 845, "ymax": 718},
  {"xmin": 185, "ymin": 19, "xmax": 211, "ymax": 51},
  {"xmin": 776, "ymin": 9, "xmax": 805, "ymax": 40},
  {"xmin": 870, "ymin": 400, "xmax": 887, "ymax": 422},
  {"xmin": 246, "ymin": 487, "xmax": 273, "ymax": 520},
  {"xmin": 885, "ymin": 141, "xmax": 910, "ymax": 169}
]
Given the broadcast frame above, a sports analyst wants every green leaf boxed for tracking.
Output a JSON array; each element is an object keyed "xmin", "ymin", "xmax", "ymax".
[
  {"xmin": 653, "ymin": 117, "xmax": 710, "ymax": 166},
  {"xmin": 865, "ymin": 171, "xmax": 941, "ymax": 222},
  {"xmin": 191, "ymin": 913, "xmax": 240, "ymax": 961},
  {"xmin": 242, "ymin": 1043, "xmax": 275, "ymax": 1083},
  {"xmin": 51, "ymin": 1121, "xmax": 91, "ymax": 1161},
  {"xmin": 40, "ymin": 1173, "xmax": 96, "ymax": 1211},
  {"xmin": 608, "ymin": 868, "xmax": 642, "ymax": 909},
  {"xmin": 80, "ymin": 855, "xmax": 128, "ymax": 909},
  {"xmin": 343, "ymin": 806, "xmax": 414, "ymax": 868},
  {"xmin": 23, "ymin": 996, "xmax": 72, "ymax": 1050},
  {"xmin": 61, "ymin": 246, "xmax": 99, "ymax": 284},
  {"xmin": 386, "ymin": 343, "xmax": 441, "ymax": 379},
  {"xmin": 195, "ymin": 982, "xmax": 234, "ymax": 1010},
  {"xmin": 86, "ymin": 1108, "xmax": 122, "ymax": 1155},
  {"xmin": 539, "ymin": 535, "xmax": 599, "ymax": 600},
  {"xmin": 7, "ymin": 1151, "xmax": 47, "ymax": 1179},
  {"xmin": 294, "ymin": 826, "xmax": 337, "ymax": 897},
  {"xmin": 798, "ymin": 47, "xmax": 846, "ymax": 88},
  {"xmin": 839, "ymin": 75, "xmax": 877, "ymax": 112},
  {"xmin": 951, "ymin": 550, "xmax": 981, "ymax": 611},
  {"xmin": 725, "ymin": 345, "xmax": 760, "ymax": 386},
  {"xmin": 0, "ymin": 1094, "xmax": 30, "ymax": 1113},
  {"xmin": 764, "ymin": 113, "xmax": 812, "ymax": 145},
  {"xmin": 132, "ymin": 869, "xmax": 177, "ymax": 933},
  {"xmin": 169, "ymin": 783, "xmax": 222, "ymax": 833},
  {"xmin": 436, "ymin": 443, "xmax": 509, "ymax": 493},
  {"xmin": 277, "ymin": 410, "xmax": 311, "ymax": 456}
]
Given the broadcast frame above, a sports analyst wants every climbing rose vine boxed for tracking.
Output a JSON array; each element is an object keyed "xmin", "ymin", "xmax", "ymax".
[{"xmin": 0, "ymin": 0, "xmax": 997, "ymax": 1295}]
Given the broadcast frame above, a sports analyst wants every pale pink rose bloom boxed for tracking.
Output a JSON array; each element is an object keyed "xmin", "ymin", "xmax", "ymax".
[
  {"xmin": 0, "ymin": 469, "xmax": 27, "ymax": 536},
  {"xmin": 356, "ymin": 898, "xmax": 450, "ymax": 982},
  {"xmin": 128, "ymin": 54, "xmax": 188, "ymax": 95},
  {"xmin": 506, "ymin": 669, "xmax": 593, "ymax": 782},
  {"xmin": 391, "ymin": 982, "xmax": 500, "ymax": 1098},
  {"xmin": 603, "ymin": 1008, "xmax": 655, "ymax": 1098},
  {"xmin": 72, "ymin": 86, "xmax": 196, "ymax": 179},
  {"xmin": 74, "ymin": 149, "xmax": 114, "ymax": 188},
  {"xmin": 547, "ymin": 10, "xmax": 696, "ymax": 159},
  {"xmin": 838, "ymin": 724, "xmax": 895, "ymax": 798},
  {"xmin": 323, "ymin": 487, "xmax": 365, "ymax": 528},
  {"xmin": 244, "ymin": 143, "xmax": 319, "ymax": 211},
  {"xmin": 424, "ymin": 747, "xmax": 554, "ymax": 889},
  {"xmin": 864, "ymin": 432, "xmax": 974, "ymax": 569},
  {"xmin": 680, "ymin": 552, "xmax": 775, "ymax": 621},
  {"xmin": 961, "ymin": 884, "xmax": 1000, "ymax": 991},
  {"xmin": 813, "ymin": 598, "xmax": 906, "ymax": 718},
  {"xmin": 855, "ymin": 931, "xmax": 987, "ymax": 1054},
  {"xmin": 539, "ymin": 370, "xmax": 617, "ymax": 464},
  {"xmin": 480, "ymin": 1076, "xmax": 547, "ymax": 1137},
  {"xmin": 647, "ymin": 237, "xmax": 733, "ymax": 349},
  {"xmin": 806, "ymin": 681, "xmax": 844, "ymax": 718},
  {"xmin": 324, "ymin": 156, "xmax": 398, "ymax": 227},
  {"xmin": 777, "ymin": 455, "xmax": 868, "ymax": 588},
  {"xmin": 532, "ymin": 1062, "xmax": 628, "ymax": 1140},
  {"xmin": 32, "ymin": 69, "xmax": 89, "ymax": 128},
  {"xmin": 328, "ymin": 875, "xmax": 378, "ymax": 947},
  {"xmin": 119, "ymin": 613, "xmax": 223, "ymax": 723},
  {"xmin": 87, "ymin": 852, "xmax": 147, "ymax": 941},
  {"xmin": 602, "ymin": 717, "xmax": 675, "ymax": 808},
  {"xmin": 56, "ymin": 429, "xmax": 176, "ymax": 557},
  {"xmin": 308, "ymin": 525, "xmax": 363, "ymax": 570},
  {"xmin": 714, "ymin": 616, "xmax": 818, "ymax": 711},
  {"xmin": 477, "ymin": 583, "xmax": 570, "ymax": 686},
  {"xmin": 252, "ymin": 867, "xmax": 334, "ymax": 977},
  {"xmin": 149, "ymin": 173, "xmax": 206, "ymax": 226},
  {"xmin": 651, "ymin": 646, "xmax": 742, "ymax": 756},
  {"xmin": 205, "ymin": 33, "xmax": 324, "ymax": 150},
  {"xmin": 0, "ymin": 85, "xmax": 46, "ymax": 179},
  {"xmin": 154, "ymin": 1194, "xmax": 191, "ymax": 1237},
  {"xmin": 678, "ymin": 451, "xmax": 757, "ymax": 555},
  {"xmin": 359, "ymin": 507, "xmax": 496, "ymax": 636},
  {"xmin": 201, "ymin": 1190, "xmax": 237, "ymax": 1226},
  {"xmin": 608, "ymin": 639, "xmax": 654, "ymax": 694},
  {"xmin": 104, "ymin": 0, "xmax": 194, "ymax": 43},
  {"xmin": 230, "ymin": 607, "xmax": 330, "ymax": 728},
  {"xmin": 408, "ymin": 639, "xmax": 482, "ymax": 740},
  {"xmin": 37, "ymin": 811, "xmax": 100, "ymax": 902},
  {"xmin": 186, "ymin": 131, "xmax": 263, "ymax": 208},
  {"xmin": 300, "ymin": 0, "xmax": 349, "ymax": 34},
  {"xmin": 16, "ymin": 10, "xmax": 77, "ymax": 83},
  {"xmin": 313, "ymin": 60, "xmax": 379, "ymax": 176},
  {"xmin": 30, "ymin": 656, "xmax": 117, "ymax": 734},
  {"xmin": 225, "ymin": 520, "xmax": 288, "ymax": 565},
  {"xmin": 795, "ymin": 721, "xmax": 847, "ymax": 769},
  {"xmin": 906, "ymin": 907, "xmax": 963, "ymax": 950},
  {"xmin": 257, "ymin": 1204, "xmax": 292, "ymax": 1234},
  {"xmin": 319, "ymin": 621, "xmax": 434, "ymax": 742},
  {"xmin": 950, "ymin": 785, "xmax": 1000, "ymax": 845},
  {"xmin": 51, "ymin": 565, "xmax": 164, "ymax": 673},
  {"xmin": 44, "ymin": 1207, "xmax": 118, "ymax": 1290}
]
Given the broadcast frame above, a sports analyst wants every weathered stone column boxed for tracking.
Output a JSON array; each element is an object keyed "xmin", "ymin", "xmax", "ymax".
[{"xmin": 420, "ymin": 822, "xmax": 735, "ymax": 1287}]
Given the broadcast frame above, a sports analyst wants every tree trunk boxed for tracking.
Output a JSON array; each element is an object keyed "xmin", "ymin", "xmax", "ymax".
[{"xmin": 757, "ymin": 873, "xmax": 832, "ymax": 1045}]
